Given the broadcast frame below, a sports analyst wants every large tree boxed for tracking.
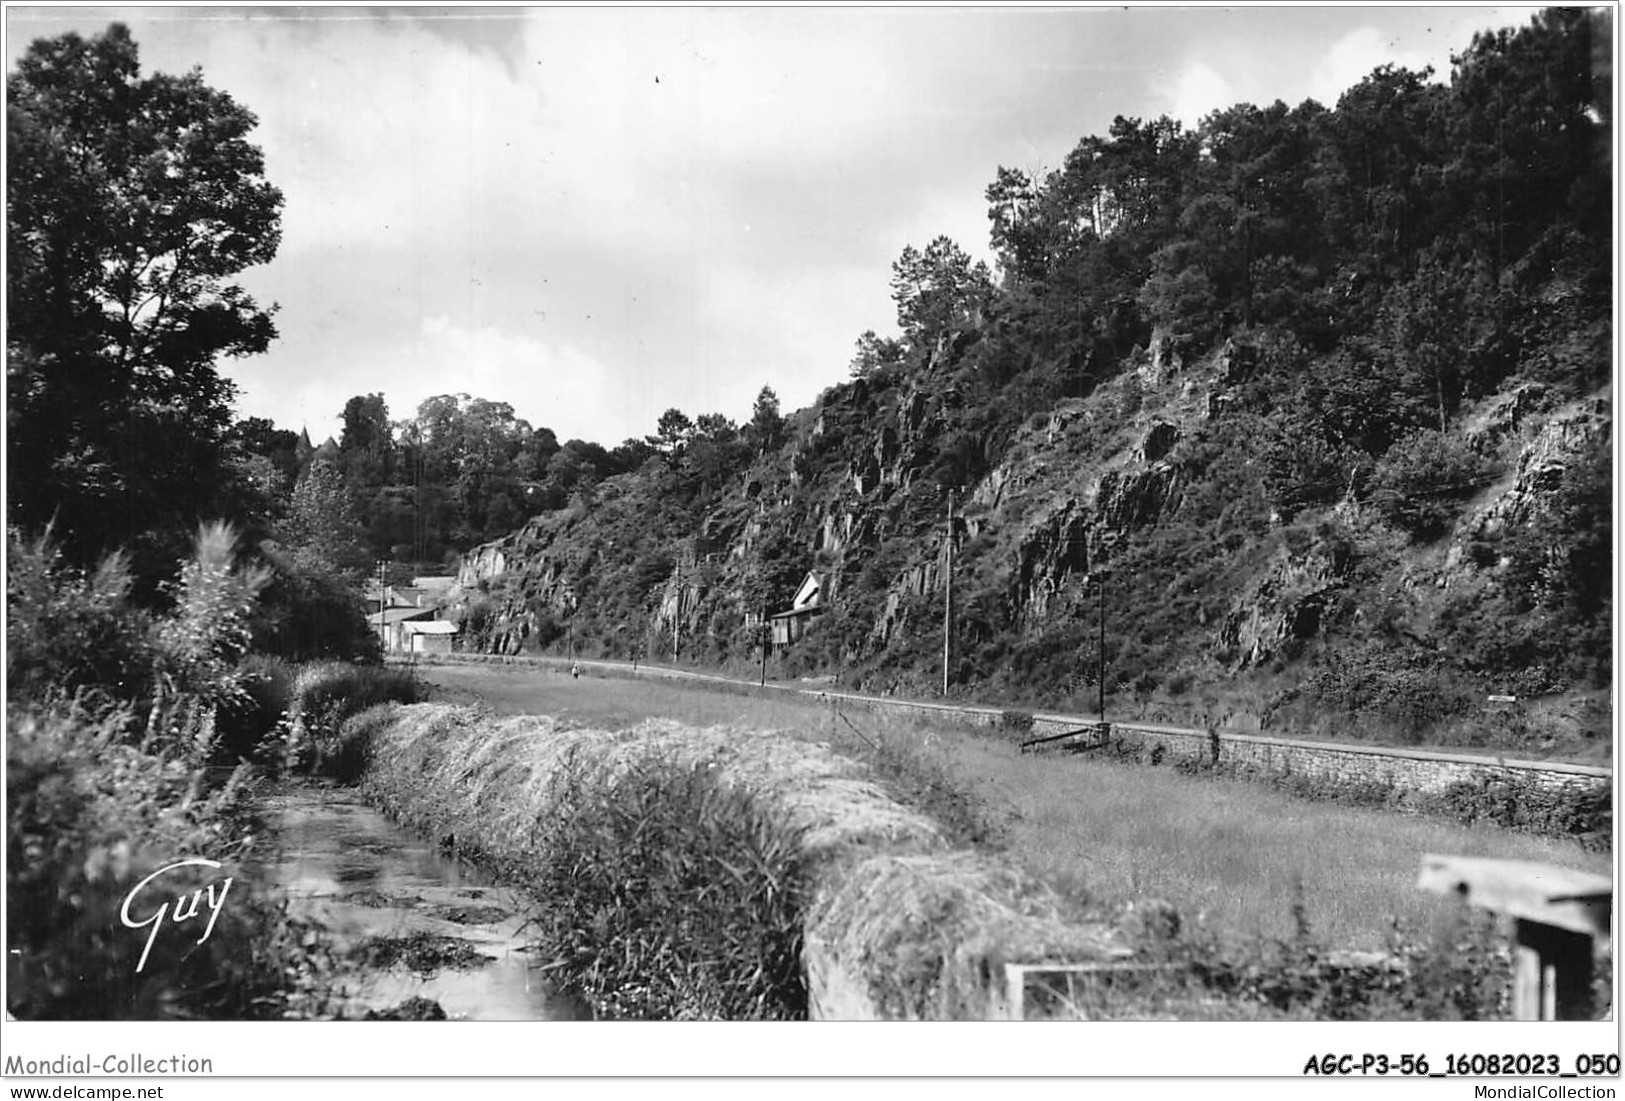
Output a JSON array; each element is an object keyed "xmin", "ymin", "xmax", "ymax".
[
  {"xmin": 7, "ymin": 23, "xmax": 283, "ymax": 581},
  {"xmin": 394, "ymin": 393, "xmax": 540, "ymax": 549},
  {"xmin": 889, "ymin": 236, "xmax": 993, "ymax": 354}
]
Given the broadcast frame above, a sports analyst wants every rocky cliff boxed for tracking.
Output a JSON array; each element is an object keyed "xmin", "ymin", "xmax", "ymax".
[
  {"xmin": 434, "ymin": 7, "xmax": 1613, "ymax": 756},
  {"xmin": 442, "ymin": 311, "xmax": 1608, "ymax": 760}
]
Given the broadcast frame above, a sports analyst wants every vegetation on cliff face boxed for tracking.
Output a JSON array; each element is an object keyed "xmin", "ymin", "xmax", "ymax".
[{"xmin": 456, "ymin": 11, "xmax": 1612, "ymax": 753}]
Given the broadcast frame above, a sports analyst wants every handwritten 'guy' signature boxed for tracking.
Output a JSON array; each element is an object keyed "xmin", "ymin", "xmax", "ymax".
[{"xmin": 120, "ymin": 858, "xmax": 234, "ymax": 973}]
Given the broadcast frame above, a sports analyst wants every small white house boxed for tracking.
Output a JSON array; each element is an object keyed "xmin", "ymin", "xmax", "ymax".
[
  {"xmin": 403, "ymin": 619, "xmax": 458, "ymax": 655},
  {"xmin": 368, "ymin": 606, "xmax": 435, "ymax": 653},
  {"xmin": 769, "ymin": 570, "xmax": 825, "ymax": 648}
]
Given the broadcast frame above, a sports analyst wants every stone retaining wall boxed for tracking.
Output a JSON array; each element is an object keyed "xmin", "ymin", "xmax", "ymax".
[{"xmin": 1019, "ymin": 715, "xmax": 1609, "ymax": 802}]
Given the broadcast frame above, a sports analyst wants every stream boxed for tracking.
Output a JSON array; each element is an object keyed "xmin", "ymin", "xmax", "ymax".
[{"xmin": 249, "ymin": 780, "xmax": 580, "ymax": 1020}]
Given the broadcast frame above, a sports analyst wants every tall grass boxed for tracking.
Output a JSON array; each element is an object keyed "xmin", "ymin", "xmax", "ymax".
[
  {"xmin": 525, "ymin": 753, "xmax": 809, "ymax": 1019},
  {"xmin": 945, "ymin": 731, "xmax": 1610, "ymax": 950},
  {"xmin": 355, "ymin": 706, "xmax": 865, "ymax": 1018},
  {"xmin": 5, "ymin": 525, "xmax": 344, "ymax": 1019},
  {"xmin": 6, "ymin": 702, "xmax": 334, "ymax": 1019}
]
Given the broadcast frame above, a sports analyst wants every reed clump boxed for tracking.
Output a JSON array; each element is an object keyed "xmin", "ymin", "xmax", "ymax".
[{"xmin": 281, "ymin": 662, "xmax": 422, "ymax": 779}]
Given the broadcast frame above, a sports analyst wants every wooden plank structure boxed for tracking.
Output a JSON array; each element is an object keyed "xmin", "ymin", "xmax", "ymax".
[
  {"xmin": 1020, "ymin": 721, "xmax": 1112, "ymax": 755},
  {"xmin": 998, "ymin": 961, "xmax": 1174, "ymax": 1020},
  {"xmin": 1418, "ymin": 854, "xmax": 1613, "ymax": 1021}
]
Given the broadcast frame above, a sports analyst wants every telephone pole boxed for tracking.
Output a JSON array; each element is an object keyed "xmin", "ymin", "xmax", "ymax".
[
  {"xmin": 1096, "ymin": 571, "xmax": 1107, "ymax": 722},
  {"xmin": 376, "ymin": 560, "xmax": 388, "ymax": 654},
  {"xmin": 942, "ymin": 488, "xmax": 955, "ymax": 697}
]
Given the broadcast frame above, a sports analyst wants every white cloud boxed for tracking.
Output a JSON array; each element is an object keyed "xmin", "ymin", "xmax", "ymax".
[
  {"xmin": 1306, "ymin": 10, "xmax": 1536, "ymax": 108},
  {"xmin": 246, "ymin": 9, "xmax": 928, "ymax": 271},
  {"xmin": 404, "ymin": 315, "xmax": 622, "ymax": 442},
  {"xmin": 1163, "ymin": 61, "xmax": 1236, "ymax": 130},
  {"xmin": 214, "ymin": 8, "xmax": 967, "ymax": 444},
  {"xmin": 1307, "ymin": 26, "xmax": 1439, "ymax": 107},
  {"xmin": 1149, "ymin": 9, "xmax": 1537, "ymax": 135},
  {"xmin": 228, "ymin": 314, "xmax": 625, "ymax": 445},
  {"xmin": 18, "ymin": 5, "xmax": 1551, "ymax": 457}
]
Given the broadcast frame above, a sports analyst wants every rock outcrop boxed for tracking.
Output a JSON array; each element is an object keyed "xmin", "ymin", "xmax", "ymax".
[
  {"xmin": 1219, "ymin": 540, "xmax": 1353, "ymax": 668},
  {"xmin": 1467, "ymin": 396, "xmax": 1610, "ymax": 540}
]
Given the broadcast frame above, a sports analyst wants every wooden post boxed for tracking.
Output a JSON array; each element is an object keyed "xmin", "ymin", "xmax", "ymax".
[
  {"xmin": 1000, "ymin": 961, "xmax": 1170, "ymax": 1021},
  {"xmin": 1418, "ymin": 854, "xmax": 1611, "ymax": 1021}
]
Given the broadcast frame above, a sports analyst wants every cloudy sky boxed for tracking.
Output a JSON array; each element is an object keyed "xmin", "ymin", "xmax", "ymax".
[{"xmin": 7, "ymin": 4, "xmax": 1539, "ymax": 447}]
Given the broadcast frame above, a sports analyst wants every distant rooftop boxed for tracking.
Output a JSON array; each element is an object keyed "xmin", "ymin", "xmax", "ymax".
[
  {"xmin": 367, "ymin": 607, "xmax": 436, "ymax": 627},
  {"xmin": 402, "ymin": 620, "xmax": 457, "ymax": 635}
]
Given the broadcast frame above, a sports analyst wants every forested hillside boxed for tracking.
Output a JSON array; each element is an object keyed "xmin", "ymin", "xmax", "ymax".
[
  {"xmin": 15, "ymin": 13, "xmax": 1603, "ymax": 753},
  {"xmin": 447, "ymin": 8, "xmax": 1612, "ymax": 756}
]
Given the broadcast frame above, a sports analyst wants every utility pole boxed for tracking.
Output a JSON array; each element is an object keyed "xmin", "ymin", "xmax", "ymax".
[
  {"xmin": 1096, "ymin": 571, "xmax": 1107, "ymax": 723},
  {"xmin": 672, "ymin": 563, "xmax": 682, "ymax": 663},
  {"xmin": 942, "ymin": 487, "xmax": 955, "ymax": 697},
  {"xmin": 377, "ymin": 560, "xmax": 387, "ymax": 655},
  {"xmin": 759, "ymin": 602, "xmax": 768, "ymax": 687}
]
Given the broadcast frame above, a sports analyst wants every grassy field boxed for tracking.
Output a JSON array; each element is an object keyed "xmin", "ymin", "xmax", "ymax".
[{"xmin": 418, "ymin": 662, "xmax": 1611, "ymax": 954}]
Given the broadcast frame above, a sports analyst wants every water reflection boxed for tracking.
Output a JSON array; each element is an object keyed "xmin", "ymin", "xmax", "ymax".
[{"xmin": 250, "ymin": 782, "xmax": 559, "ymax": 1020}]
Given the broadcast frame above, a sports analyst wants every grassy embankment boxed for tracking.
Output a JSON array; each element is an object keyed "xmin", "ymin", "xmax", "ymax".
[
  {"xmin": 340, "ymin": 698, "xmax": 1128, "ymax": 1019},
  {"xmin": 421, "ymin": 662, "xmax": 1612, "ymax": 958}
]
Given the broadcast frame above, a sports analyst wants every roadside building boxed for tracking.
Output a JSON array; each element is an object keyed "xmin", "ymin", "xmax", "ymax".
[
  {"xmin": 365, "ymin": 578, "xmax": 460, "ymax": 654},
  {"xmin": 769, "ymin": 570, "xmax": 825, "ymax": 650},
  {"xmin": 367, "ymin": 605, "xmax": 437, "ymax": 654},
  {"xmin": 402, "ymin": 619, "xmax": 458, "ymax": 655}
]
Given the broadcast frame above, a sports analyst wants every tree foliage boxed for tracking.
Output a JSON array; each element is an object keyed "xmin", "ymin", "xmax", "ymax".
[
  {"xmin": 890, "ymin": 236, "xmax": 993, "ymax": 352},
  {"xmin": 283, "ymin": 459, "xmax": 368, "ymax": 576},
  {"xmin": 7, "ymin": 23, "xmax": 283, "ymax": 581},
  {"xmin": 1369, "ymin": 430, "xmax": 1494, "ymax": 541},
  {"xmin": 748, "ymin": 386, "xmax": 784, "ymax": 451}
]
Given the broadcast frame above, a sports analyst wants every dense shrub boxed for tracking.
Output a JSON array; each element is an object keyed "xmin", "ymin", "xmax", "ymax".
[
  {"xmin": 283, "ymin": 662, "xmax": 422, "ymax": 776},
  {"xmin": 6, "ymin": 703, "xmax": 332, "ymax": 1019},
  {"xmin": 1165, "ymin": 906, "xmax": 1515, "ymax": 1021},
  {"xmin": 1430, "ymin": 776, "xmax": 1612, "ymax": 846},
  {"xmin": 250, "ymin": 560, "xmax": 380, "ymax": 664},
  {"xmin": 6, "ymin": 529, "xmax": 154, "ymax": 702},
  {"xmin": 1308, "ymin": 643, "xmax": 1474, "ymax": 740},
  {"xmin": 1369, "ymin": 429, "xmax": 1495, "ymax": 540},
  {"xmin": 214, "ymin": 655, "xmax": 297, "ymax": 764},
  {"xmin": 525, "ymin": 753, "xmax": 809, "ymax": 1019}
]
